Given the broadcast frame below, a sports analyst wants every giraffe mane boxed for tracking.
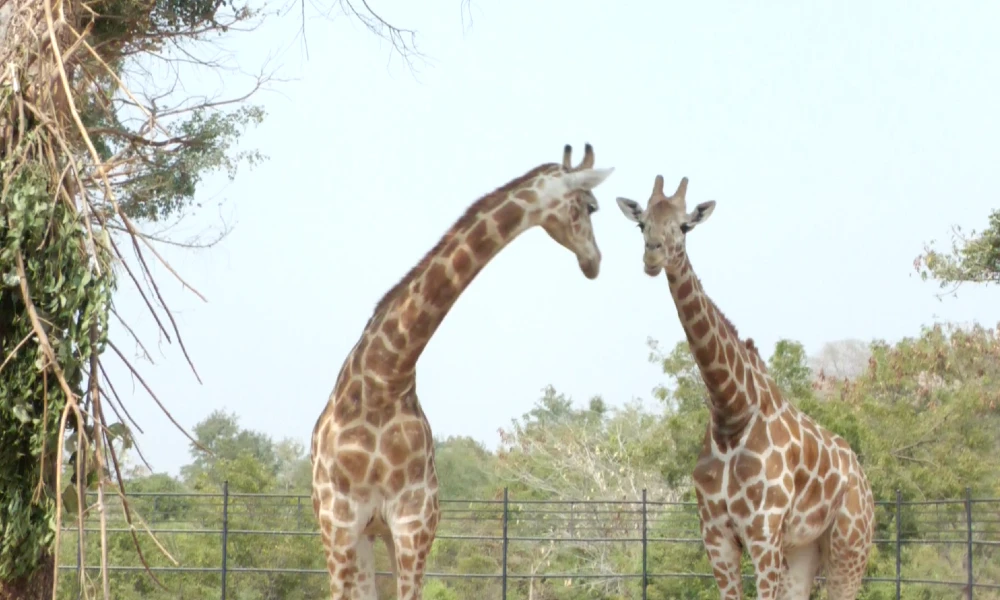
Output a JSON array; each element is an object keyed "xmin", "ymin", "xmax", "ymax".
[
  {"xmin": 702, "ymin": 290, "xmax": 763, "ymax": 360},
  {"xmin": 368, "ymin": 163, "xmax": 559, "ymax": 320}
]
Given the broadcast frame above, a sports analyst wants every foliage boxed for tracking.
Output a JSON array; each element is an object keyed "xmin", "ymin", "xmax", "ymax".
[
  {"xmin": 916, "ymin": 209, "xmax": 1000, "ymax": 291},
  {"xmin": 799, "ymin": 324, "xmax": 1000, "ymax": 503},
  {"xmin": 433, "ymin": 435, "xmax": 496, "ymax": 501},
  {"xmin": 0, "ymin": 157, "xmax": 114, "ymax": 581},
  {"xmin": 180, "ymin": 410, "xmax": 283, "ymax": 493},
  {"xmin": 115, "ymin": 106, "xmax": 266, "ymax": 222},
  {"xmin": 646, "ymin": 338, "xmax": 708, "ymax": 490},
  {"xmin": 768, "ymin": 339, "xmax": 813, "ymax": 399}
]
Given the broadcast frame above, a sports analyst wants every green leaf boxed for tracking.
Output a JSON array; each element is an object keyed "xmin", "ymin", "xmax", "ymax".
[
  {"xmin": 86, "ymin": 468, "xmax": 99, "ymax": 491},
  {"xmin": 106, "ymin": 422, "xmax": 128, "ymax": 439},
  {"xmin": 61, "ymin": 485, "xmax": 80, "ymax": 516},
  {"xmin": 12, "ymin": 404, "xmax": 31, "ymax": 424}
]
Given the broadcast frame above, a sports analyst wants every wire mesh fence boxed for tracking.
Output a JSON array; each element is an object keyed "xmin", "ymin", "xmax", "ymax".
[{"xmin": 58, "ymin": 485, "xmax": 1000, "ymax": 599}]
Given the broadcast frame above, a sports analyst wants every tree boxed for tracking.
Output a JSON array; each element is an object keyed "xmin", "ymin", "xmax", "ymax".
[
  {"xmin": 0, "ymin": 0, "xmax": 444, "ymax": 594},
  {"xmin": 0, "ymin": 0, "xmax": 273, "ymax": 590},
  {"xmin": 916, "ymin": 210, "xmax": 1000, "ymax": 293},
  {"xmin": 274, "ymin": 438, "xmax": 313, "ymax": 493},
  {"xmin": 433, "ymin": 435, "xmax": 496, "ymax": 501},
  {"xmin": 180, "ymin": 410, "xmax": 282, "ymax": 493},
  {"xmin": 768, "ymin": 339, "xmax": 814, "ymax": 400},
  {"xmin": 496, "ymin": 386, "xmax": 680, "ymax": 600},
  {"xmin": 645, "ymin": 337, "xmax": 709, "ymax": 489}
]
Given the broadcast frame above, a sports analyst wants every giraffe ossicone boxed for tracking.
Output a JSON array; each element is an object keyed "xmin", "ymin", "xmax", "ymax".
[
  {"xmin": 617, "ymin": 175, "xmax": 875, "ymax": 600},
  {"xmin": 310, "ymin": 144, "xmax": 614, "ymax": 600}
]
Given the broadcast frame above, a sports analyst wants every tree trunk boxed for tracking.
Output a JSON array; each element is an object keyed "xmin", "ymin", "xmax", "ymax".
[{"xmin": 0, "ymin": 553, "xmax": 55, "ymax": 600}]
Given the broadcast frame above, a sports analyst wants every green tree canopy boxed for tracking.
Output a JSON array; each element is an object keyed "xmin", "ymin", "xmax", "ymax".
[{"xmin": 917, "ymin": 209, "xmax": 1000, "ymax": 291}]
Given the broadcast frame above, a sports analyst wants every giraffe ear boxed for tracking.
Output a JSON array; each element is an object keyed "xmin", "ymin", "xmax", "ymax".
[
  {"xmin": 564, "ymin": 167, "xmax": 615, "ymax": 191},
  {"xmin": 616, "ymin": 197, "xmax": 643, "ymax": 223},
  {"xmin": 680, "ymin": 201, "xmax": 716, "ymax": 233}
]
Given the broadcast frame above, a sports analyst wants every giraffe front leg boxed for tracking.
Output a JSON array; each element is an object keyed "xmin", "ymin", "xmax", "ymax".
[
  {"xmin": 695, "ymin": 488, "xmax": 743, "ymax": 600},
  {"xmin": 313, "ymin": 482, "xmax": 368, "ymax": 600},
  {"xmin": 389, "ymin": 488, "xmax": 439, "ymax": 599},
  {"xmin": 316, "ymin": 512, "xmax": 364, "ymax": 600},
  {"xmin": 747, "ymin": 531, "xmax": 785, "ymax": 600},
  {"xmin": 701, "ymin": 522, "xmax": 744, "ymax": 600}
]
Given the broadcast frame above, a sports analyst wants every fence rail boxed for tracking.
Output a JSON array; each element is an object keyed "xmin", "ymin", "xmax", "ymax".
[{"xmin": 59, "ymin": 484, "xmax": 1000, "ymax": 600}]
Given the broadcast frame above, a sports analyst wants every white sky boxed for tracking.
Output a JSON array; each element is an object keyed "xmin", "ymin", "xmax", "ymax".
[{"xmin": 105, "ymin": 0, "xmax": 1000, "ymax": 476}]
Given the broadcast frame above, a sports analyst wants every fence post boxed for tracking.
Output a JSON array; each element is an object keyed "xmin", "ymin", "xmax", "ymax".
[
  {"xmin": 222, "ymin": 480, "xmax": 229, "ymax": 600},
  {"xmin": 501, "ymin": 487, "xmax": 509, "ymax": 600},
  {"xmin": 641, "ymin": 488, "xmax": 648, "ymax": 600},
  {"xmin": 965, "ymin": 487, "xmax": 973, "ymax": 600},
  {"xmin": 895, "ymin": 489, "xmax": 902, "ymax": 600}
]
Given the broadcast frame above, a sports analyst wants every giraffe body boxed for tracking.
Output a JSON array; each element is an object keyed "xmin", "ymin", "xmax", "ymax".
[
  {"xmin": 693, "ymin": 402, "xmax": 874, "ymax": 600},
  {"xmin": 311, "ymin": 144, "xmax": 614, "ymax": 600},
  {"xmin": 617, "ymin": 176, "xmax": 874, "ymax": 600}
]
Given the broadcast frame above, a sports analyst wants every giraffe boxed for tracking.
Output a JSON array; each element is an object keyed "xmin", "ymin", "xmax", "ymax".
[
  {"xmin": 615, "ymin": 175, "xmax": 875, "ymax": 600},
  {"xmin": 310, "ymin": 144, "xmax": 615, "ymax": 600}
]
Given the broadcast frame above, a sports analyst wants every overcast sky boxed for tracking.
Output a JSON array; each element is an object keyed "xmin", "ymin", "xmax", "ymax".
[{"xmin": 105, "ymin": 0, "xmax": 1000, "ymax": 476}]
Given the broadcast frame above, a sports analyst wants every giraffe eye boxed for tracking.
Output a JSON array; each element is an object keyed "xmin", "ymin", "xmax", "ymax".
[{"xmin": 586, "ymin": 204, "xmax": 597, "ymax": 215}]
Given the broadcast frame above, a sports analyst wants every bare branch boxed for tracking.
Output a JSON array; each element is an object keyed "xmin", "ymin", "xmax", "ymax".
[{"xmin": 107, "ymin": 340, "xmax": 209, "ymax": 455}]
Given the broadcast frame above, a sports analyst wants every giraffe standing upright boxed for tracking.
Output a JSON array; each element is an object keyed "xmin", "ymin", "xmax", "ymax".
[
  {"xmin": 616, "ymin": 175, "xmax": 875, "ymax": 600},
  {"xmin": 311, "ymin": 144, "xmax": 615, "ymax": 600}
]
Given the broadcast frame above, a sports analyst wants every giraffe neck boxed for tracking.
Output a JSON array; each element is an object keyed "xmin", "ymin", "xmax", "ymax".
[
  {"xmin": 358, "ymin": 168, "xmax": 554, "ymax": 383},
  {"xmin": 665, "ymin": 253, "xmax": 768, "ymax": 435}
]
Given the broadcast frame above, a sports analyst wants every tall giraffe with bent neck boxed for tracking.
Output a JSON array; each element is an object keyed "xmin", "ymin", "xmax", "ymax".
[
  {"xmin": 616, "ymin": 175, "xmax": 874, "ymax": 600},
  {"xmin": 311, "ymin": 144, "xmax": 614, "ymax": 599}
]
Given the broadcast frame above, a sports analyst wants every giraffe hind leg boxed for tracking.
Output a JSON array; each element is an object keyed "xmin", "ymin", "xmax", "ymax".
[
  {"xmin": 819, "ymin": 508, "xmax": 873, "ymax": 600},
  {"xmin": 317, "ymin": 518, "xmax": 362, "ymax": 599}
]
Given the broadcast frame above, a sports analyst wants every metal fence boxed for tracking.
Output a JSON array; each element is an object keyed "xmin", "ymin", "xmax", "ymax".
[{"xmin": 59, "ymin": 484, "xmax": 1000, "ymax": 599}]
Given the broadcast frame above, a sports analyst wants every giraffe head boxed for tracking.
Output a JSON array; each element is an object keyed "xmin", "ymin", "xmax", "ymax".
[
  {"xmin": 536, "ymin": 143, "xmax": 614, "ymax": 279},
  {"xmin": 615, "ymin": 175, "xmax": 716, "ymax": 277}
]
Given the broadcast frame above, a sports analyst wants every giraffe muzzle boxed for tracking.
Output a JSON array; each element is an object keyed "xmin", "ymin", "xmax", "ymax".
[{"xmin": 579, "ymin": 256, "xmax": 601, "ymax": 279}]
